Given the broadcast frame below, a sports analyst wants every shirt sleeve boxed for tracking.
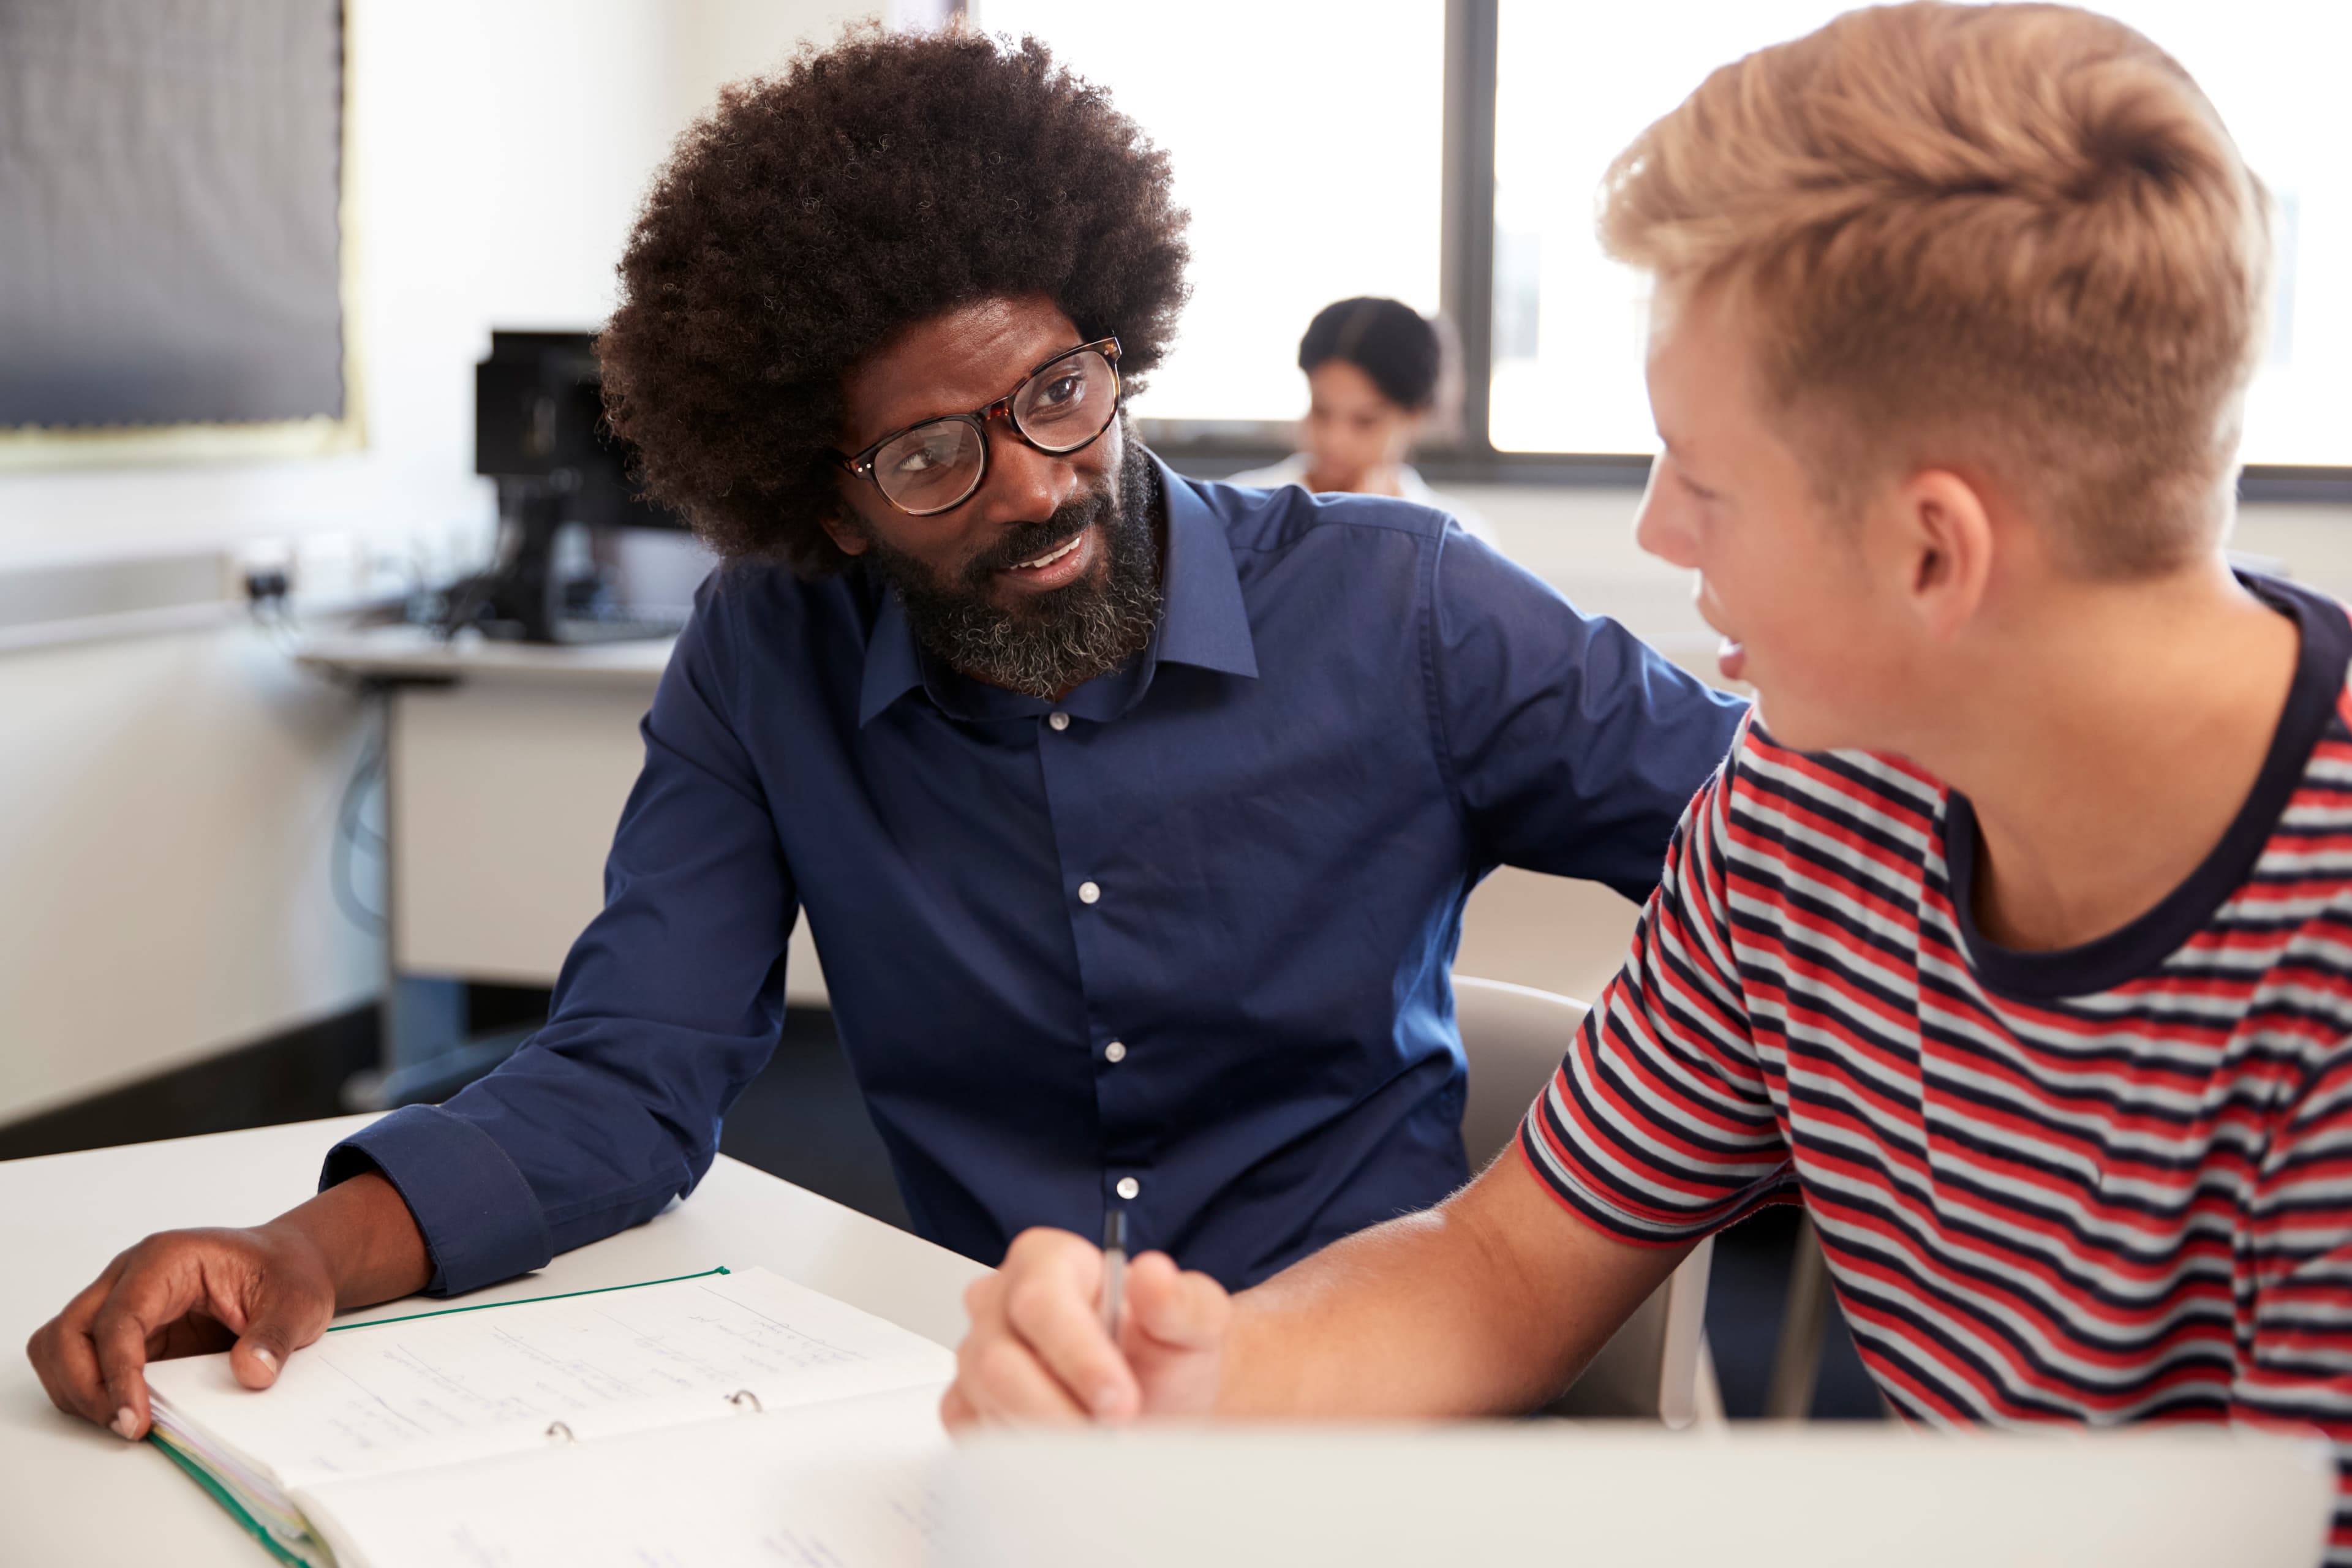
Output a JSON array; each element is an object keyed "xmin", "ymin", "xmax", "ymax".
[
  {"xmin": 1517, "ymin": 728, "xmax": 1796, "ymax": 1243},
  {"xmin": 1427, "ymin": 526, "xmax": 1748, "ymax": 903},
  {"xmin": 320, "ymin": 582, "xmax": 799, "ymax": 1296},
  {"xmin": 2238, "ymin": 1049, "xmax": 2352, "ymax": 1565}
]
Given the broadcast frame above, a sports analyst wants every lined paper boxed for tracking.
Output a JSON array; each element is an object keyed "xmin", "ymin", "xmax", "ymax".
[
  {"xmin": 298, "ymin": 1384, "xmax": 949, "ymax": 1568},
  {"xmin": 145, "ymin": 1267, "xmax": 954, "ymax": 1495}
]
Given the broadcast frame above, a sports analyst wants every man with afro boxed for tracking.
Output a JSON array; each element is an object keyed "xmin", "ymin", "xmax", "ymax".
[{"xmin": 31, "ymin": 25, "xmax": 1743, "ymax": 1436}]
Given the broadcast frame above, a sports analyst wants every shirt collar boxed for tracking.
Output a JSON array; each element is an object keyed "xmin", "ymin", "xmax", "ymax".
[
  {"xmin": 856, "ymin": 584, "xmax": 928, "ymax": 727},
  {"xmin": 1150, "ymin": 454, "xmax": 1259, "ymax": 681},
  {"xmin": 855, "ymin": 451, "xmax": 1259, "ymax": 728}
]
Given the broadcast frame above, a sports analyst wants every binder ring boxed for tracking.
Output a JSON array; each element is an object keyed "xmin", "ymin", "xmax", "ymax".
[
  {"xmin": 729, "ymin": 1389, "xmax": 762, "ymax": 1412},
  {"xmin": 546, "ymin": 1420, "xmax": 576, "ymax": 1443}
]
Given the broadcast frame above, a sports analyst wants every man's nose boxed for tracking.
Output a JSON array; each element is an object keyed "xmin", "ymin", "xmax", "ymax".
[{"xmin": 978, "ymin": 423, "xmax": 1076, "ymax": 524}]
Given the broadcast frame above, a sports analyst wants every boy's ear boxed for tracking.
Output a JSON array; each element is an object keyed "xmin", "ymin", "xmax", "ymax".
[{"xmin": 1894, "ymin": 469, "xmax": 1992, "ymax": 643}]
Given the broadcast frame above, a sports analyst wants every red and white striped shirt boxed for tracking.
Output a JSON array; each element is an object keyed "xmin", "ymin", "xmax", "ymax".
[{"xmin": 1522, "ymin": 575, "xmax": 2352, "ymax": 1558}]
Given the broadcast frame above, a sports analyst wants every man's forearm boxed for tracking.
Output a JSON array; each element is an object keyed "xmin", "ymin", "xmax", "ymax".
[
  {"xmin": 270, "ymin": 1172, "xmax": 433, "ymax": 1310},
  {"xmin": 1213, "ymin": 1155, "xmax": 1689, "ymax": 1418}
]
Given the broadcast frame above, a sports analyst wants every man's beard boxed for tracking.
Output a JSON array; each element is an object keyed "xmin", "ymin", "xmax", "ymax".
[{"xmin": 856, "ymin": 433, "xmax": 1163, "ymax": 700}]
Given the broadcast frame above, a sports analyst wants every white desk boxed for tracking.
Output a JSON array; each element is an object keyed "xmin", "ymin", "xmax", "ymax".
[
  {"xmin": 0, "ymin": 1115, "xmax": 986, "ymax": 1567},
  {"xmin": 297, "ymin": 625, "xmax": 829, "ymax": 1100}
]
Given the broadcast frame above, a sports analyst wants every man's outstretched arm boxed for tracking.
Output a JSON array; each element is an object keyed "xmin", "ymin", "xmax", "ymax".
[{"xmin": 944, "ymin": 1148, "xmax": 1689, "ymax": 1427}]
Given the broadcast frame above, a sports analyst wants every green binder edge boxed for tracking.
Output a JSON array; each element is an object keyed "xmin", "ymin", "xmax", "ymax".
[
  {"xmin": 323, "ymin": 1264, "xmax": 730, "ymax": 1332},
  {"xmin": 148, "ymin": 1432, "xmax": 310, "ymax": 1567},
  {"xmin": 149, "ymin": 1263, "xmax": 733, "ymax": 1563}
]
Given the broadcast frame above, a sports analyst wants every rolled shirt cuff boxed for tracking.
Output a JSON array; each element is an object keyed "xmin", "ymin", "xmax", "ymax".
[{"xmin": 320, "ymin": 1104, "xmax": 554, "ymax": 1297}]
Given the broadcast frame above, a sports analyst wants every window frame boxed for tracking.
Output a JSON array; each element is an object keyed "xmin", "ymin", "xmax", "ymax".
[{"xmin": 1140, "ymin": 0, "xmax": 2350, "ymax": 499}]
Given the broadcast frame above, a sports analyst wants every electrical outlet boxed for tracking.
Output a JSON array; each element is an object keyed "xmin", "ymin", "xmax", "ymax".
[{"xmin": 228, "ymin": 538, "xmax": 295, "ymax": 605}]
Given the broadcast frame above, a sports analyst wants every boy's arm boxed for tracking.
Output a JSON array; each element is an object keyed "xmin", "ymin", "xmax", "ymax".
[
  {"xmin": 947, "ymin": 1154, "xmax": 1684, "ymax": 1427},
  {"xmin": 1215, "ymin": 1153, "xmax": 1692, "ymax": 1417}
]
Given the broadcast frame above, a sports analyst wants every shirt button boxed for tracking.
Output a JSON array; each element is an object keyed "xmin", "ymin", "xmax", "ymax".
[
  {"xmin": 1048, "ymin": 711, "xmax": 1071, "ymax": 731},
  {"xmin": 1115, "ymin": 1176, "xmax": 1140, "ymax": 1200},
  {"xmin": 1104, "ymin": 1041, "xmax": 1127, "ymax": 1063},
  {"xmin": 1078, "ymin": 880, "xmax": 1101, "ymax": 905}
]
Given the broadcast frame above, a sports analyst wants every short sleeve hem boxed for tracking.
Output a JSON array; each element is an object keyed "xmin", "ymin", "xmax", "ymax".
[
  {"xmin": 1513, "ymin": 1117, "xmax": 1721, "ymax": 1250},
  {"xmin": 1516, "ymin": 1094, "xmax": 1796, "ymax": 1249}
]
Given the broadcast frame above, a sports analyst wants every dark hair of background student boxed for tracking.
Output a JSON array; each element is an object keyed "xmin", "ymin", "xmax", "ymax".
[
  {"xmin": 1296, "ymin": 297, "xmax": 1444, "ymax": 413},
  {"xmin": 596, "ymin": 25, "xmax": 1192, "ymax": 576}
]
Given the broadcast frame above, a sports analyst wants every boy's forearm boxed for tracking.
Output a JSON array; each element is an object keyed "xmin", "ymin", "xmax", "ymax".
[
  {"xmin": 1214, "ymin": 1208, "xmax": 1555, "ymax": 1417},
  {"xmin": 1213, "ymin": 1155, "xmax": 1689, "ymax": 1418}
]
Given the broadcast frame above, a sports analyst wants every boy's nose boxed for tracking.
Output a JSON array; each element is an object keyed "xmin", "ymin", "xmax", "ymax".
[{"xmin": 1634, "ymin": 486, "xmax": 1699, "ymax": 570}]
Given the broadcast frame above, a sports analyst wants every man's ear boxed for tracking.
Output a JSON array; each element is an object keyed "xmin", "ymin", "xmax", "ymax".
[
  {"xmin": 1894, "ymin": 468, "xmax": 1992, "ymax": 643},
  {"xmin": 820, "ymin": 502, "xmax": 871, "ymax": 559}
]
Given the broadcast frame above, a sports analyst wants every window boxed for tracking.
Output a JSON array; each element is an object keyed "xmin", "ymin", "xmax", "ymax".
[
  {"xmin": 967, "ymin": 0, "xmax": 1446, "ymax": 426},
  {"xmin": 1491, "ymin": 0, "xmax": 2351, "ymax": 469},
  {"xmin": 975, "ymin": 1, "xmax": 2348, "ymax": 478}
]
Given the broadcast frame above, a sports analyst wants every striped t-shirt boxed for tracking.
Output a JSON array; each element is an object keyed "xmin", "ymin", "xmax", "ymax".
[{"xmin": 1521, "ymin": 573, "xmax": 2352, "ymax": 1556}]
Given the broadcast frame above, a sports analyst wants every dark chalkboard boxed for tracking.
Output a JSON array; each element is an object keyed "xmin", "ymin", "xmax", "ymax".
[{"xmin": 0, "ymin": 0, "xmax": 346, "ymax": 431}]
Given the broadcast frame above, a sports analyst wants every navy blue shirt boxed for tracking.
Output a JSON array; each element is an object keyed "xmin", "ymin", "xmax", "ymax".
[{"xmin": 326, "ymin": 459, "xmax": 1745, "ymax": 1293}]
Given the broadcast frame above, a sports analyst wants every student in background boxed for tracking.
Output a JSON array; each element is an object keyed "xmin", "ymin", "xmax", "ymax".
[{"xmin": 1226, "ymin": 297, "xmax": 1494, "ymax": 542}]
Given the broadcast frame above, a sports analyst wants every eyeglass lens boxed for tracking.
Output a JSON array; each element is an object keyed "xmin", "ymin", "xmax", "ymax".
[{"xmin": 871, "ymin": 347, "xmax": 1117, "ymax": 514}]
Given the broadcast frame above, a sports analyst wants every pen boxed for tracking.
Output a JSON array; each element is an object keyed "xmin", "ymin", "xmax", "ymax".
[{"xmin": 1100, "ymin": 1208, "xmax": 1128, "ymax": 1339}]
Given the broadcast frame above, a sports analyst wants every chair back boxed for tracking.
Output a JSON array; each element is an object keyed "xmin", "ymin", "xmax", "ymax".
[
  {"xmin": 1454, "ymin": 975, "xmax": 1589, "ymax": 1167},
  {"xmin": 1453, "ymin": 976, "xmax": 1717, "ymax": 1425}
]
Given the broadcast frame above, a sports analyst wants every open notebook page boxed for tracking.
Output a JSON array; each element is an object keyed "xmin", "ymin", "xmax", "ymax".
[
  {"xmin": 144, "ymin": 1267, "xmax": 955, "ymax": 1496},
  {"xmin": 296, "ymin": 1382, "xmax": 950, "ymax": 1568}
]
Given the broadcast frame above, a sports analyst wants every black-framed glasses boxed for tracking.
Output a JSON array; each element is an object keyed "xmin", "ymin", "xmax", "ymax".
[{"xmin": 832, "ymin": 337, "xmax": 1123, "ymax": 517}]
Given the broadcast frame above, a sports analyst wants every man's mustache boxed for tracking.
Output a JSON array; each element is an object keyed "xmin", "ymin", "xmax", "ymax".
[{"xmin": 960, "ymin": 488, "xmax": 1110, "ymax": 586}]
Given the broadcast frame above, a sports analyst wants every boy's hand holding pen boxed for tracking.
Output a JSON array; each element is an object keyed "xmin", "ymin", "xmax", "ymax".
[{"xmin": 940, "ymin": 1210, "xmax": 1232, "ymax": 1429}]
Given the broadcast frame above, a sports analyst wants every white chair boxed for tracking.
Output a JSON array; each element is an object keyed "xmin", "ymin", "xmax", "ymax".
[{"xmin": 1454, "ymin": 975, "xmax": 1722, "ymax": 1427}]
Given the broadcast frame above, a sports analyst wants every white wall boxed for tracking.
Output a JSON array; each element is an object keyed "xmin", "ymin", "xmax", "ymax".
[{"xmin": 0, "ymin": 0, "xmax": 854, "ymax": 1125}]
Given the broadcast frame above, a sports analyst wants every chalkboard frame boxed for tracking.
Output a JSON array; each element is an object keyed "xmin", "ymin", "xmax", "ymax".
[{"xmin": 0, "ymin": 0, "xmax": 363, "ymax": 471}]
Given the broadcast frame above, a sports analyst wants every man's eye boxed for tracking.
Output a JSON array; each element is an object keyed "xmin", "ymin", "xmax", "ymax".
[
  {"xmin": 1036, "ymin": 374, "xmax": 1082, "ymax": 407},
  {"xmin": 889, "ymin": 432, "xmax": 961, "ymax": 476}
]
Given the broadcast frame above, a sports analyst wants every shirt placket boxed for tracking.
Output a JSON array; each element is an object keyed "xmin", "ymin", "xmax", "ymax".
[{"xmin": 1032, "ymin": 703, "xmax": 1154, "ymax": 1235}]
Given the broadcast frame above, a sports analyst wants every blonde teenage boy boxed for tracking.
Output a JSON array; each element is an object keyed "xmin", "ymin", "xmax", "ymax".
[{"xmin": 946, "ymin": 0, "xmax": 2352, "ymax": 1548}]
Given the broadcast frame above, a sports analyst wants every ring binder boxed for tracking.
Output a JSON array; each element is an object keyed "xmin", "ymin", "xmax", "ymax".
[{"xmin": 140, "ymin": 1263, "xmax": 956, "ymax": 1566}]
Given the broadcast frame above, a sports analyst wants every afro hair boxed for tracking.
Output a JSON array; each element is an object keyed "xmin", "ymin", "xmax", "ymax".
[{"xmin": 597, "ymin": 24, "xmax": 1191, "ymax": 574}]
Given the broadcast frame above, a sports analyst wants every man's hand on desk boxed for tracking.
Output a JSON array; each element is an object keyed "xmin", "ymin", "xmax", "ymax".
[
  {"xmin": 941, "ymin": 1227, "xmax": 1232, "ymax": 1429},
  {"xmin": 24, "ymin": 1170, "xmax": 431, "ymax": 1440}
]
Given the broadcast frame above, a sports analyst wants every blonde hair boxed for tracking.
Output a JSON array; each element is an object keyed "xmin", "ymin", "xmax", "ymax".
[{"xmin": 1602, "ymin": 2, "xmax": 2271, "ymax": 576}]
